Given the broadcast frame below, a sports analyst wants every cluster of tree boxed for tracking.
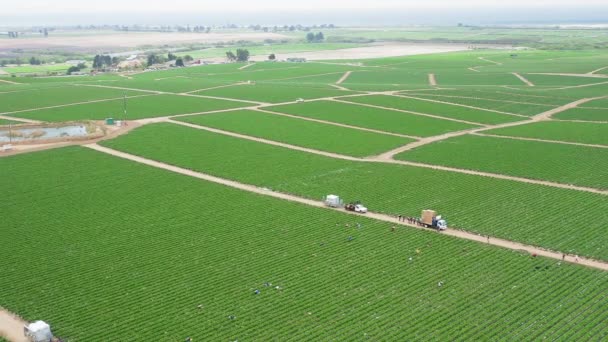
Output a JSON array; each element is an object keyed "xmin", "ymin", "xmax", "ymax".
[
  {"xmin": 268, "ymin": 54, "xmax": 276, "ymax": 61},
  {"xmin": 29, "ymin": 57, "xmax": 43, "ymax": 65},
  {"xmin": 249, "ymin": 24, "xmax": 336, "ymax": 33},
  {"xmin": 306, "ymin": 32, "xmax": 325, "ymax": 43},
  {"xmin": 176, "ymin": 25, "xmax": 211, "ymax": 33},
  {"xmin": 67, "ymin": 62, "xmax": 87, "ymax": 75},
  {"xmin": 93, "ymin": 55, "xmax": 116, "ymax": 69},
  {"xmin": 225, "ymin": 49, "xmax": 250, "ymax": 62},
  {"xmin": 38, "ymin": 28, "xmax": 49, "ymax": 37},
  {"xmin": 147, "ymin": 53, "xmax": 194, "ymax": 67},
  {"xmin": 7, "ymin": 32, "xmax": 19, "ymax": 38}
]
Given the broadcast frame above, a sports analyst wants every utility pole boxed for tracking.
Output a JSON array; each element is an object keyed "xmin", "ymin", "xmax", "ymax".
[
  {"xmin": 123, "ymin": 92, "xmax": 127, "ymax": 123},
  {"xmin": 8, "ymin": 123, "xmax": 12, "ymax": 144}
]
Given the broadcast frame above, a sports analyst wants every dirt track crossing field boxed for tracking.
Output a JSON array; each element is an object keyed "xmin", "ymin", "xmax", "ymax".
[{"xmin": 0, "ymin": 308, "xmax": 28, "ymax": 342}]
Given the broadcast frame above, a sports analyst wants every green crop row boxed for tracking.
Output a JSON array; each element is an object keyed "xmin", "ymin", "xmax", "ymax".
[{"xmin": 484, "ymin": 121, "xmax": 608, "ymax": 146}]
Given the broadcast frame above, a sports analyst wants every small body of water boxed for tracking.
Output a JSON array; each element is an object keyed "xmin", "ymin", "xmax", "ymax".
[{"xmin": 0, "ymin": 125, "xmax": 88, "ymax": 143}]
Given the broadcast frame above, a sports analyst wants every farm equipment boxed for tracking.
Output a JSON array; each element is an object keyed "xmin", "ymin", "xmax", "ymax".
[
  {"xmin": 345, "ymin": 201, "xmax": 368, "ymax": 214},
  {"xmin": 324, "ymin": 194, "xmax": 343, "ymax": 208},
  {"xmin": 24, "ymin": 321, "xmax": 53, "ymax": 342},
  {"xmin": 420, "ymin": 209, "xmax": 447, "ymax": 231}
]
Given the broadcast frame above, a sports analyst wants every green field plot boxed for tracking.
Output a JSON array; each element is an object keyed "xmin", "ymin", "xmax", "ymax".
[
  {"xmin": 193, "ymin": 82, "xmax": 357, "ymax": 103},
  {"xmin": 265, "ymin": 100, "xmax": 477, "ymax": 136},
  {"xmin": 199, "ymin": 63, "xmax": 353, "ymax": 83},
  {"xmin": 400, "ymin": 93, "xmax": 555, "ymax": 116},
  {"xmin": 0, "ymin": 118, "xmax": 19, "ymax": 125},
  {"xmin": 434, "ymin": 72, "xmax": 525, "ymax": 86},
  {"xmin": 181, "ymin": 43, "xmax": 362, "ymax": 59},
  {"xmin": 396, "ymin": 134, "xmax": 608, "ymax": 189},
  {"xmin": 524, "ymin": 74, "xmax": 603, "ymax": 87},
  {"xmin": 2, "ymin": 147, "xmax": 607, "ymax": 340},
  {"xmin": 484, "ymin": 121, "xmax": 608, "ymax": 146},
  {"xmin": 402, "ymin": 88, "xmax": 575, "ymax": 106},
  {"xmin": 11, "ymin": 94, "xmax": 250, "ymax": 122},
  {"xmin": 0, "ymin": 64, "xmax": 71, "ymax": 74},
  {"xmin": 109, "ymin": 76, "xmax": 236, "ymax": 93},
  {"xmin": 342, "ymin": 70, "xmax": 429, "ymax": 87},
  {"xmin": 102, "ymin": 124, "xmax": 608, "ymax": 260},
  {"xmin": 0, "ymin": 85, "xmax": 146, "ymax": 113},
  {"xmin": 344, "ymin": 95, "xmax": 525, "ymax": 125},
  {"xmin": 175, "ymin": 110, "xmax": 413, "ymax": 157},
  {"xmin": 554, "ymin": 107, "xmax": 608, "ymax": 121}
]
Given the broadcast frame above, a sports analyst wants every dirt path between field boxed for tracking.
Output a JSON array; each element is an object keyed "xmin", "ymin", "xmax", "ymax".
[
  {"xmin": 254, "ymin": 108, "xmax": 420, "ymax": 139},
  {"xmin": 512, "ymin": 73, "xmax": 535, "ymax": 87},
  {"xmin": 478, "ymin": 57, "xmax": 502, "ymax": 65},
  {"xmin": 473, "ymin": 132, "xmax": 608, "ymax": 149},
  {"xmin": 588, "ymin": 66, "xmax": 608, "ymax": 75},
  {"xmin": 467, "ymin": 67, "xmax": 481, "ymax": 72},
  {"xmin": 533, "ymin": 97, "xmax": 605, "ymax": 120},
  {"xmin": 83, "ymin": 143, "xmax": 608, "ymax": 271},
  {"xmin": 0, "ymin": 115, "xmax": 41, "ymax": 124},
  {"xmin": 428, "ymin": 73, "xmax": 437, "ymax": 86},
  {"xmin": 529, "ymin": 72, "xmax": 608, "ymax": 79},
  {"xmin": 238, "ymin": 63, "xmax": 256, "ymax": 70},
  {"xmin": 336, "ymin": 71, "xmax": 352, "ymax": 85},
  {"xmin": 331, "ymin": 98, "xmax": 485, "ymax": 126},
  {"xmin": 550, "ymin": 81, "xmax": 608, "ymax": 90},
  {"xmin": 0, "ymin": 308, "xmax": 28, "ymax": 342},
  {"xmin": 329, "ymin": 84, "xmax": 351, "ymax": 91},
  {"xmin": 165, "ymin": 118, "xmax": 607, "ymax": 195},
  {"xmin": 0, "ymin": 79, "xmax": 21, "ymax": 85},
  {"xmin": 393, "ymin": 94, "xmax": 528, "ymax": 117},
  {"xmin": 0, "ymin": 94, "xmax": 157, "ymax": 116},
  {"xmin": 182, "ymin": 82, "xmax": 247, "ymax": 94}
]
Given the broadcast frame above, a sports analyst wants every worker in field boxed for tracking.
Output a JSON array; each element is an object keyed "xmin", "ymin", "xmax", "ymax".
[{"xmin": 391, "ymin": 226, "xmax": 396, "ymax": 232}]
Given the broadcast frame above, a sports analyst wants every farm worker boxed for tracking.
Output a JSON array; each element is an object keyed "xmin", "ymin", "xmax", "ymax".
[
  {"xmin": 575, "ymin": 255, "xmax": 580, "ymax": 263},
  {"xmin": 254, "ymin": 289, "xmax": 261, "ymax": 295},
  {"xmin": 185, "ymin": 337, "xmax": 192, "ymax": 342},
  {"xmin": 391, "ymin": 226, "xmax": 396, "ymax": 232},
  {"xmin": 416, "ymin": 249, "xmax": 421, "ymax": 255},
  {"xmin": 438, "ymin": 281, "xmax": 443, "ymax": 287},
  {"xmin": 347, "ymin": 236, "xmax": 354, "ymax": 242},
  {"xmin": 562, "ymin": 254, "xmax": 566, "ymax": 261},
  {"xmin": 398, "ymin": 215, "xmax": 402, "ymax": 222}
]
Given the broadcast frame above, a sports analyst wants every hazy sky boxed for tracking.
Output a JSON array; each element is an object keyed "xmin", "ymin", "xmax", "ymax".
[
  {"xmin": 2, "ymin": 0, "xmax": 607, "ymax": 26},
  {"xmin": 5, "ymin": 0, "xmax": 608, "ymax": 13}
]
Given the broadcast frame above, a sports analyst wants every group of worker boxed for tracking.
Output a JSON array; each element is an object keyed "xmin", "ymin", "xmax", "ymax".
[{"xmin": 397, "ymin": 215, "xmax": 423, "ymax": 226}]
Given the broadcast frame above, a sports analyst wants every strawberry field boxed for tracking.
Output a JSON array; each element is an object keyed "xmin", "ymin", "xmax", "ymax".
[{"xmin": 0, "ymin": 147, "xmax": 606, "ymax": 341}]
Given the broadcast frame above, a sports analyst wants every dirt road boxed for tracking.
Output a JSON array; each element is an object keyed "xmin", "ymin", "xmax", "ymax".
[
  {"xmin": 0, "ymin": 309, "xmax": 27, "ymax": 342},
  {"xmin": 83, "ymin": 143, "xmax": 608, "ymax": 271},
  {"xmin": 512, "ymin": 73, "xmax": 535, "ymax": 86},
  {"xmin": 336, "ymin": 71, "xmax": 352, "ymax": 85}
]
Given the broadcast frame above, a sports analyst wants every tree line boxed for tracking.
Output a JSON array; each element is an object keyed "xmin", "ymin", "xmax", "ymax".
[{"xmin": 306, "ymin": 32, "xmax": 325, "ymax": 43}]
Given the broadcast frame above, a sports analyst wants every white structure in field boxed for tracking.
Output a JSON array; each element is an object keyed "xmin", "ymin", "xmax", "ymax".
[
  {"xmin": 325, "ymin": 194, "xmax": 342, "ymax": 208},
  {"xmin": 24, "ymin": 321, "xmax": 53, "ymax": 342}
]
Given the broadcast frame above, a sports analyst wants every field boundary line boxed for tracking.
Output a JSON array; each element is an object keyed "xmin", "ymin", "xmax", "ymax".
[
  {"xmin": 336, "ymin": 71, "xmax": 352, "ymax": 85},
  {"xmin": 392, "ymin": 94, "xmax": 529, "ymax": 118},
  {"xmin": 428, "ymin": 73, "xmax": 437, "ymax": 86},
  {"xmin": 238, "ymin": 63, "xmax": 256, "ymax": 70},
  {"xmin": 478, "ymin": 57, "xmax": 502, "ymax": 65},
  {"xmin": 385, "ymin": 158, "xmax": 608, "ymax": 195},
  {"xmin": 84, "ymin": 143, "xmax": 608, "ymax": 271},
  {"xmin": 154, "ymin": 76, "xmax": 190, "ymax": 81},
  {"xmin": 329, "ymin": 84, "xmax": 350, "ymax": 91},
  {"xmin": 264, "ymin": 71, "xmax": 345, "ymax": 82},
  {"xmin": 512, "ymin": 73, "xmax": 535, "ymax": 87},
  {"xmin": 0, "ymin": 79, "xmax": 21, "ymax": 85},
  {"xmin": 0, "ymin": 115, "xmax": 42, "ymax": 124},
  {"xmin": 402, "ymin": 92, "xmax": 555, "ymax": 108},
  {"xmin": 167, "ymin": 119, "xmax": 362, "ymax": 160},
  {"xmin": 0, "ymin": 94, "xmax": 157, "ymax": 116},
  {"xmin": 533, "ymin": 96, "xmax": 607, "ymax": 120},
  {"xmin": 472, "ymin": 132, "xmax": 608, "ymax": 149},
  {"xmin": 254, "ymin": 108, "xmax": 421, "ymax": 139},
  {"xmin": 468, "ymin": 67, "xmax": 481, "ymax": 72},
  {"xmin": 77, "ymin": 83, "xmax": 168, "ymax": 94},
  {"xmin": 549, "ymin": 80, "xmax": 608, "ymax": 90},
  {"xmin": 182, "ymin": 82, "xmax": 247, "ymax": 94},
  {"xmin": 0, "ymin": 308, "xmax": 28, "ymax": 342},
  {"xmin": 163, "ymin": 118, "xmax": 607, "ymax": 195},
  {"xmin": 529, "ymin": 72, "xmax": 608, "ymax": 79},
  {"xmin": 372, "ymin": 129, "xmax": 478, "ymax": 158},
  {"xmin": 332, "ymin": 98, "xmax": 489, "ymax": 126},
  {"xmin": 588, "ymin": 66, "xmax": 608, "ymax": 75},
  {"xmin": 178, "ymin": 93, "xmax": 270, "ymax": 106},
  {"xmin": 553, "ymin": 118, "xmax": 608, "ymax": 124}
]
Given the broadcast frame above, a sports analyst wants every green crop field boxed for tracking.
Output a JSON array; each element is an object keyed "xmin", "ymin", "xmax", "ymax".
[
  {"xmin": 484, "ymin": 121, "xmax": 608, "ymax": 145},
  {"xmin": 10, "ymin": 94, "xmax": 250, "ymax": 122},
  {"xmin": 4, "ymin": 34, "xmax": 608, "ymax": 341},
  {"xmin": 1, "ymin": 147, "xmax": 607, "ymax": 341},
  {"xmin": 0, "ymin": 85, "xmax": 146, "ymax": 113},
  {"xmin": 395, "ymin": 134, "xmax": 608, "ymax": 190},
  {"xmin": 265, "ymin": 100, "xmax": 478, "ymax": 136},
  {"xmin": 175, "ymin": 109, "xmax": 414, "ymax": 157},
  {"xmin": 193, "ymin": 82, "xmax": 357, "ymax": 103},
  {"xmin": 343, "ymin": 95, "xmax": 526, "ymax": 124},
  {"xmin": 101, "ymin": 123, "xmax": 608, "ymax": 260},
  {"xmin": 554, "ymin": 107, "xmax": 608, "ymax": 121}
]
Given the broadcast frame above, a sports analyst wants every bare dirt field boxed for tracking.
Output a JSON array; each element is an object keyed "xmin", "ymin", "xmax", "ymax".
[
  {"xmin": 0, "ymin": 32, "xmax": 289, "ymax": 52},
  {"xmin": 247, "ymin": 43, "xmax": 471, "ymax": 61}
]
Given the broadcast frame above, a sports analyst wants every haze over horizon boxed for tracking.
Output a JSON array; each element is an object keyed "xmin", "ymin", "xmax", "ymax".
[{"xmin": 2, "ymin": 0, "xmax": 608, "ymax": 26}]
